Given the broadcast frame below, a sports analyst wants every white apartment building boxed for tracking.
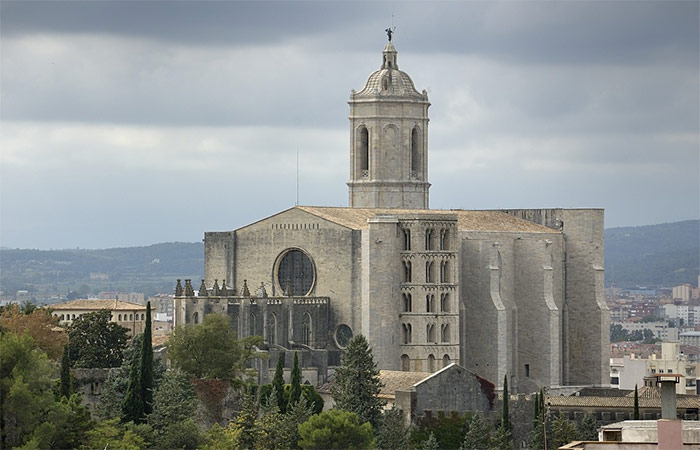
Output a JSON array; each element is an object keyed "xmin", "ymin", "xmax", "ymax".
[{"xmin": 647, "ymin": 342, "xmax": 699, "ymax": 395}]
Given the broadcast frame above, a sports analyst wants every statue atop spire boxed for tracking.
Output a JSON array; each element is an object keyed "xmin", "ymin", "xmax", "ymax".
[{"xmin": 385, "ymin": 26, "xmax": 395, "ymax": 42}]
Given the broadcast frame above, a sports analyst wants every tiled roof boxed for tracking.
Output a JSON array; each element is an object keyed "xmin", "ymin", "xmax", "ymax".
[
  {"xmin": 297, "ymin": 206, "xmax": 556, "ymax": 233},
  {"xmin": 152, "ymin": 335, "xmax": 169, "ymax": 348},
  {"xmin": 547, "ymin": 392, "xmax": 700, "ymax": 409},
  {"xmin": 377, "ymin": 370, "xmax": 432, "ymax": 399},
  {"xmin": 50, "ymin": 299, "xmax": 146, "ymax": 311}
]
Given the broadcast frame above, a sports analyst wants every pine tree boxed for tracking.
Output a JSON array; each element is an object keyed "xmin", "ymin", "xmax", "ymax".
[
  {"xmin": 272, "ymin": 354, "xmax": 287, "ymax": 413},
  {"xmin": 577, "ymin": 414, "xmax": 598, "ymax": 441},
  {"xmin": 140, "ymin": 301, "xmax": 154, "ymax": 416},
  {"xmin": 633, "ymin": 384, "xmax": 640, "ymax": 420},
  {"xmin": 289, "ymin": 352, "xmax": 302, "ymax": 407},
  {"xmin": 331, "ymin": 334, "xmax": 384, "ymax": 427},
  {"xmin": 502, "ymin": 374, "xmax": 510, "ymax": 431},
  {"xmin": 490, "ymin": 424, "xmax": 512, "ymax": 450},
  {"xmin": 550, "ymin": 414, "xmax": 578, "ymax": 449},
  {"xmin": 59, "ymin": 345, "xmax": 73, "ymax": 399},
  {"xmin": 377, "ymin": 407, "xmax": 410, "ymax": 450},
  {"xmin": 460, "ymin": 413, "xmax": 489, "ymax": 450}
]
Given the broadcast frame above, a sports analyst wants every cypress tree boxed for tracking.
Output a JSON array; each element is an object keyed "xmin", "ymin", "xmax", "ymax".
[
  {"xmin": 140, "ymin": 301, "xmax": 154, "ymax": 416},
  {"xmin": 59, "ymin": 345, "xmax": 73, "ymax": 399},
  {"xmin": 122, "ymin": 351, "xmax": 143, "ymax": 422},
  {"xmin": 633, "ymin": 384, "xmax": 640, "ymax": 420},
  {"xmin": 502, "ymin": 374, "xmax": 510, "ymax": 431},
  {"xmin": 289, "ymin": 352, "xmax": 302, "ymax": 406},
  {"xmin": 272, "ymin": 354, "xmax": 287, "ymax": 413}
]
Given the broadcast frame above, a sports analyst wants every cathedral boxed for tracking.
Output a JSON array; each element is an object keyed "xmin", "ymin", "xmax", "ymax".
[{"xmin": 174, "ymin": 38, "xmax": 610, "ymax": 393}]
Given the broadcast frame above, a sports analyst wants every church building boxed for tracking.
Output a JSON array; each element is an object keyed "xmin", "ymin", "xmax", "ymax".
[{"xmin": 174, "ymin": 38, "xmax": 610, "ymax": 393}]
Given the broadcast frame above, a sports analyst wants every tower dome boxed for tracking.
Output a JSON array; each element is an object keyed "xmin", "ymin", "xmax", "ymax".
[
  {"xmin": 347, "ymin": 38, "xmax": 431, "ymax": 209},
  {"xmin": 354, "ymin": 43, "xmax": 427, "ymax": 100}
]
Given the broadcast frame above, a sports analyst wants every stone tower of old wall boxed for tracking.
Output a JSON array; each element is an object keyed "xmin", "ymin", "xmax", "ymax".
[{"xmin": 347, "ymin": 40, "xmax": 431, "ymax": 209}]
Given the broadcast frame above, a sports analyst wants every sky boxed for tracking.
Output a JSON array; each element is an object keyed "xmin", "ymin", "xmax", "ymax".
[{"xmin": 1, "ymin": 1, "xmax": 698, "ymax": 250}]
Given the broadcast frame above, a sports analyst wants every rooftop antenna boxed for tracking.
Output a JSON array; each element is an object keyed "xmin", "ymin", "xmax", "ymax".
[{"xmin": 295, "ymin": 149, "xmax": 299, "ymax": 206}]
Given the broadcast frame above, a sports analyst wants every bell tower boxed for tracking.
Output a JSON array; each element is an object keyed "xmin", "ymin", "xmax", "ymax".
[{"xmin": 348, "ymin": 37, "xmax": 431, "ymax": 209}]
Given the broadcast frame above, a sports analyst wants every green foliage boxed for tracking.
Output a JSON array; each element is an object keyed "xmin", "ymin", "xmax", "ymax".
[
  {"xmin": 331, "ymin": 334, "xmax": 384, "ymax": 427},
  {"xmin": 502, "ymin": 374, "xmax": 510, "ymax": 431},
  {"xmin": 290, "ymin": 351, "xmax": 302, "ymax": 406},
  {"xmin": 140, "ymin": 302, "xmax": 154, "ymax": 416},
  {"xmin": 301, "ymin": 384, "xmax": 324, "ymax": 415},
  {"xmin": 610, "ymin": 324, "xmax": 660, "ymax": 343},
  {"xmin": 490, "ymin": 424, "xmax": 512, "ymax": 450},
  {"xmin": 578, "ymin": 414, "xmax": 599, "ymax": 441},
  {"xmin": 550, "ymin": 414, "xmax": 579, "ymax": 449},
  {"xmin": 254, "ymin": 411, "xmax": 290, "ymax": 449},
  {"xmin": 377, "ymin": 407, "xmax": 410, "ymax": 450},
  {"xmin": 67, "ymin": 309, "xmax": 128, "ymax": 368},
  {"xmin": 22, "ymin": 393, "xmax": 93, "ymax": 450},
  {"xmin": 200, "ymin": 422, "xmax": 241, "ymax": 450},
  {"xmin": 0, "ymin": 333, "xmax": 56, "ymax": 448},
  {"xmin": 530, "ymin": 391, "xmax": 549, "ymax": 450},
  {"xmin": 59, "ymin": 344, "xmax": 72, "ymax": 399},
  {"xmin": 272, "ymin": 354, "xmax": 287, "ymax": 413},
  {"xmin": 152, "ymin": 418, "xmax": 201, "ymax": 450},
  {"xmin": 168, "ymin": 314, "xmax": 262, "ymax": 380},
  {"xmin": 147, "ymin": 369, "xmax": 197, "ymax": 436},
  {"xmin": 460, "ymin": 413, "xmax": 490, "ymax": 450},
  {"xmin": 0, "ymin": 304, "xmax": 67, "ymax": 360},
  {"xmin": 80, "ymin": 418, "xmax": 150, "ymax": 450},
  {"xmin": 231, "ymin": 389, "xmax": 260, "ymax": 450},
  {"xmin": 411, "ymin": 411, "xmax": 468, "ymax": 450},
  {"xmin": 421, "ymin": 432, "xmax": 439, "ymax": 450},
  {"xmin": 633, "ymin": 384, "xmax": 640, "ymax": 420},
  {"xmin": 298, "ymin": 409, "xmax": 375, "ymax": 450},
  {"xmin": 122, "ymin": 350, "xmax": 144, "ymax": 423}
]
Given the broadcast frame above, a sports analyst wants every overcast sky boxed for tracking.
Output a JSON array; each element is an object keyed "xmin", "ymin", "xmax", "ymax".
[{"xmin": 1, "ymin": 1, "xmax": 698, "ymax": 249}]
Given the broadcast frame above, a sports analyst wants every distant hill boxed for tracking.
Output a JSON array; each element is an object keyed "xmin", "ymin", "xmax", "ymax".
[
  {"xmin": 0, "ymin": 242, "xmax": 203, "ymax": 299},
  {"xmin": 605, "ymin": 220, "xmax": 699, "ymax": 287},
  {"xmin": 2, "ymin": 220, "xmax": 698, "ymax": 297}
]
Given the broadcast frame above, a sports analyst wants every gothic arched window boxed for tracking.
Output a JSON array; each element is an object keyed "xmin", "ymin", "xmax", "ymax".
[
  {"xmin": 401, "ymin": 354, "xmax": 410, "ymax": 371},
  {"xmin": 402, "ymin": 323, "xmax": 412, "ymax": 344},
  {"xmin": 427, "ymin": 354, "xmax": 435, "ymax": 372},
  {"xmin": 440, "ymin": 293, "xmax": 449, "ymax": 312},
  {"xmin": 403, "ymin": 293, "xmax": 412, "ymax": 312},
  {"xmin": 441, "ymin": 323, "xmax": 450, "ymax": 343},
  {"xmin": 301, "ymin": 312, "xmax": 312, "ymax": 346},
  {"xmin": 249, "ymin": 312, "xmax": 257, "ymax": 336},
  {"xmin": 427, "ymin": 323, "xmax": 436, "ymax": 343},
  {"xmin": 192, "ymin": 312, "xmax": 199, "ymax": 325},
  {"xmin": 443, "ymin": 354, "xmax": 451, "ymax": 368},
  {"xmin": 276, "ymin": 249, "xmax": 315, "ymax": 296},
  {"xmin": 403, "ymin": 260, "xmax": 412, "ymax": 283},
  {"xmin": 231, "ymin": 313, "xmax": 239, "ymax": 338},
  {"xmin": 402, "ymin": 228, "xmax": 411, "ymax": 251},
  {"xmin": 267, "ymin": 313, "xmax": 277, "ymax": 345}
]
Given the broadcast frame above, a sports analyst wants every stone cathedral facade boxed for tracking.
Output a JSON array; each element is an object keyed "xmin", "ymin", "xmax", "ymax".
[{"xmin": 174, "ymin": 40, "xmax": 610, "ymax": 393}]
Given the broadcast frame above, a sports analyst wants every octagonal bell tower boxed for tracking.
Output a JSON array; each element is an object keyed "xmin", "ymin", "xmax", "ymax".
[{"xmin": 348, "ymin": 37, "xmax": 431, "ymax": 209}]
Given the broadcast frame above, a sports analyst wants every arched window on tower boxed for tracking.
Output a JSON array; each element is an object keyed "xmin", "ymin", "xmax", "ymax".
[
  {"xmin": 401, "ymin": 354, "xmax": 410, "ymax": 371},
  {"xmin": 192, "ymin": 312, "xmax": 199, "ymax": 325},
  {"xmin": 358, "ymin": 126, "xmax": 369, "ymax": 177},
  {"xmin": 440, "ymin": 261, "xmax": 450, "ymax": 283},
  {"xmin": 440, "ymin": 228, "xmax": 449, "ymax": 250},
  {"xmin": 232, "ymin": 313, "xmax": 239, "ymax": 338},
  {"xmin": 426, "ymin": 323, "xmax": 436, "ymax": 343},
  {"xmin": 425, "ymin": 229, "xmax": 435, "ymax": 250},
  {"xmin": 301, "ymin": 312, "xmax": 313, "ymax": 346},
  {"xmin": 442, "ymin": 354, "xmax": 451, "ymax": 368},
  {"xmin": 427, "ymin": 354, "xmax": 435, "ymax": 372},
  {"xmin": 403, "ymin": 293, "xmax": 412, "ymax": 312},
  {"xmin": 441, "ymin": 323, "xmax": 450, "ymax": 343},
  {"xmin": 249, "ymin": 312, "xmax": 256, "ymax": 336},
  {"xmin": 426, "ymin": 294, "xmax": 436, "ymax": 313},
  {"xmin": 403, "ymin": 261, "xmax": 412, "ymax": 283},
  {"xmin": 440, "ymin": 293, "xmax": 449, "ymax": 312},
  {"xmin": 426, "ymin": 261, "xmax": 435, "ymax": 283},
  {"xmin": 402, "ymin": 228, "xmax": 411, "ymax": 251},
  {"xmin": 411, "ymin": 127, "xmax": 421, "ymax": 178},
  {"xmin": 402, "ymin": 323, "xmax": 412, "ymax": 344}
]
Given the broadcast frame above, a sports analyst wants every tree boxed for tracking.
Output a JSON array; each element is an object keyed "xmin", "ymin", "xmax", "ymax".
[
  {"xmin": 577, "ymin": 414, "xmax": 598, "ymax": 441},
  {"xmin": 67, "ymin": 309, "xmax": 128, "ymax": 368},
  {"xmin": 122, "ymin": 350, "xmax": 144, "ymax": 423},
  {"xmin": 460, "ymin": 413, "xmax": 489, "ymax": 450},
  {"xmin": 421, "ymin": 432, "xmax": 439, "ymax": 450},
  {"xmin": 59, "ymin": 344, "xmax": 72, "ymax": 399},
  {"xmin": 152, "ymin": 418, "xmax": 201, "ymax": 450},
  {"xmin": 140, "ymin": 301, "xmax": 154, "ymax": 416},
  {"xmin": 168, "ymin": 314, "xmax": 262, "ymax": 380},
  {"xmin": 272, "ymin": 354, "xmax": 287, "ymax": 413},
  {"xmin": 502, "ymin": 374, "xmax": 510, "ymax": 431},
  {"xmin": 23, "ymin": 393, "xmax": 93, "ymax": 450},
  {"xmin": 298, "ymin": 409, "xmax": 375, "ymax": 450},
  {"xmin": 377, "ymin": 407, "xmax": 410, "ymax": 450},
  {"xmin": 411, "ymin": 411, "xmax": 468, "ymax": 450},
  {"xmin": 80, "ymin": 418, "xmax": 149, "ymax": 450},
  {"xmin": 0, "ymin": 333, "xmax": 55, "ymax": 448},
  {"xmin": 331, "ymin": 334, "xmax": 384, "ymax": 427},
  {"xmin": 290, "ymin": 351, "xmax": 302, "ymax": 406},
  {"xmin": 147, "ymin": 369, "xmax": 197, "ymax": 436},
  {"xmin": 633, "ymin": 384, "xmax": 640, "ymax": 420},
  {"xmin": 550, "ymin": 414, "xmax": 579, "ymax": 449},
  {"xmin": 0, "ymin": 303, "xmax": 67, "ymax": 359},
  {"xmin": 490, "ymin": 424, "xmax": 512, "ymax": 450}
]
